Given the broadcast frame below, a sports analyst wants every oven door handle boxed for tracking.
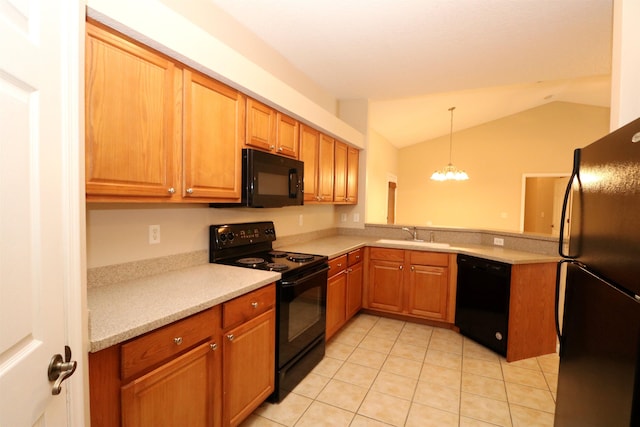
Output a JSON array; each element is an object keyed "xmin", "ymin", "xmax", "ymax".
[{"xmin": 280, "ymin": 266, "xmax": 329, "ymax": 287}]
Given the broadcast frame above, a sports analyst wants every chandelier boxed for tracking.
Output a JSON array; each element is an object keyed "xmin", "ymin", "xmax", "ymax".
[{"xmin": 430, "ymin": 106, "xmax": 469, "ymax": 181}]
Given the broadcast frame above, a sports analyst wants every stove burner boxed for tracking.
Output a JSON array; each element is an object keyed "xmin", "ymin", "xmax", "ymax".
[
  {"xmin": 269, "ymin": 251, "xmax": 288, "ymax": 258},
  {"xmin": 287, "ymin": 253, "xmax": 314, "ymax": 263},
  {"xmin": 237, "ymin": 257, "xmax": 266, "ymax": 267},
  {"xmin": 265, "ymin": 263, "xmax": 289, "ymax": 272}
]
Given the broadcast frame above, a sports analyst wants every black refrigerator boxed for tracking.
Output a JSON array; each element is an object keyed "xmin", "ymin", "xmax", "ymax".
[{"xmin": 555, "ymin": 117, "xmax": 640, "ymax": 426}]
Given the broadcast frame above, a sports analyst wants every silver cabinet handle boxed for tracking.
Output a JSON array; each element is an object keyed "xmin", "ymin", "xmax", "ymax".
[
  {"xmin": 174, "ymin": 337, "xmax": 183, "ymax": 345},
  {"xmin": 251, "ymin": 302, "xmax": 258, "ymax": 308},
  {"xmin": 186, "ymin": 188, "xmax": 193, "ymax": 194},
  {"xmin": 210, "ymin": 343, "xmax": 218, "ymax": 351},
  {"xmin": 227, "ymin": 334, "xmax": 234, "ymax": 341},
  {"xmin": 167, "ymin": 187, "xmax": 176, "ymax": 194}
]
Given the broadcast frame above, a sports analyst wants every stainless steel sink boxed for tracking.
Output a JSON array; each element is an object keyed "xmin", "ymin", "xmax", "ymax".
[{"xmin": 375, "ymin": 239, "xmax": 451, "ymax": 249}]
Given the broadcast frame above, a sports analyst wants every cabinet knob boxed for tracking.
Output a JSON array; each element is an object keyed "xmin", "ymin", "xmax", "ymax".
[
  {"xmin": 251, "ymin": 301, "xmax": 258, "ymax": 308},
  {"xmin": 346, "ymin": 268, "xmax": 353, "ymax": 273},
  {"xmin": 167, "ymin": 187, "xmax": 176, "ymax": 194},
  {"xmin": 270, "ymin": 145, "xmax": 275, "ymax": 150},
  {"xmin": 337, "ymin": 263, "xmax": 342, "ymax": 268},
  {"xmin": 210, "ymin": 342, "xmax": 218, "ymax": 351},
  {"xmin": 226, "ymin": 334, "xmax": 235, "ymax": 341},
  {"xmin": 174, "ymin": 337, "xmax": 183, "ymax": 345},
  {"xmin": 399, "ymin": 265, "xmax": 403, "ymax": 270},
  {"xmin": 278, "ymin": 147, "xmax": 283, "ymax": 152},
  {"xmin": 411, "ymin": 266, "xmax": 415, "ymax": 271},
  {"xmin": 186, "ymin": 188, "xmax": 194, "ymax": 194}
]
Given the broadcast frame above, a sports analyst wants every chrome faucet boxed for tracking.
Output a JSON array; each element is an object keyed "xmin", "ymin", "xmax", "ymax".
[{"xmin": 402, "ymin": 227, "xmax": 424, "ymax": 242}]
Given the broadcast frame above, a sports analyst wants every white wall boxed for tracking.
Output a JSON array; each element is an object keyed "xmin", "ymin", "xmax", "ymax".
[
  {"xmin": 394, "ymin": 102, "xmax": 609, "ymax": 230},
  {"xmin": 86, "ymin": 204, "xmax": 335, "ymax": 268},
  {"xmin": 365, "ymin": 130, "xmax": 399, "ymax": 224},
  {"xmin": 611, "ymin": 0, "xmax": 640, "ymax": 128}
]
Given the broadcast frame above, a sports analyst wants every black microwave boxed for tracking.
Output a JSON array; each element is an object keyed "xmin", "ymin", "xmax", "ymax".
[{"xmin": 212, "ymin": 149, "xmax": 304, "ymax": 208}]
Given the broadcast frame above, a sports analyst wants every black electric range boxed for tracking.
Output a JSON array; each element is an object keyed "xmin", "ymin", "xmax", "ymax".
[{"xmin": 209, "ymin": 221, "xmax": 329, "ymax": 402}]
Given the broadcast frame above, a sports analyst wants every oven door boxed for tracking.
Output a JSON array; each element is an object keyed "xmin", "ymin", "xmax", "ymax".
[{"xmin": 277, "ymin": 265, "xmax": 328, "ymax": 367}]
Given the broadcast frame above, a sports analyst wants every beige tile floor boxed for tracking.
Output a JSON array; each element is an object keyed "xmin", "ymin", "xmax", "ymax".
[{"xmin": 240, "ymin": 313, "xmax": 560, "ymax": 427}]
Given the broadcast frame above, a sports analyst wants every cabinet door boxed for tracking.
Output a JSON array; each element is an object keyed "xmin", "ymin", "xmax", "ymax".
[
  {"xmin": 223, "ymin": 309, "xmax": 275, "ymax": 427},
  {"xmin": 318, "ymin": 134, "xmax": 335, "ymax": 202},
  {"xmin": 368, "ymin": 259, "xmax": 404, "ymax": 313},
  {"xmin": 245, "ymin": 98, "xmax": 276, "ymax": 152},
  {"xmin": 275, "ymin": 113, "xmax": 299, "ymax": 158},
  {"xmin": 326, "ymin": 270, "xmax": 347, "ymax": 340},
  {"xmin": 85, "ymin": 22, "xmax": 180, "ymax": 199},
  {"xmin": 333, "ymin": 141, "xmax": 348, "ymax": 203},
  {"xmin": 346, "ymin": 261, "xmax": 363, "ymax": 319},
  {"xmin": 300, "ymin": 124, "xmax": 320, "ymax": 202},
  {"xmin": 346, "ymin": 146, "xmax": 359, "ymax": 204},
  {"xmin": 407, "ymin": 264, "xmax": 449, "ymax": 320},
  {"xmin": 121, "ymin": 341, "xmax": 218, "ymax": 427},
  {"xmin": 183, "ymin": 69, "xmax": 245, "ymax": 201}
]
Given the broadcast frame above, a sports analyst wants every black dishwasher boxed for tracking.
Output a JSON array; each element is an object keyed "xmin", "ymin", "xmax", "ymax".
[{"xmin": 455, "ymin": 254, "xmax": 511, "ymax": 356}]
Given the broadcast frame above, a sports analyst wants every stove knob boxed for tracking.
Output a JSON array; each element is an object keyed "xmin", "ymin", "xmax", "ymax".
[
  {"xmin": 219, "ymin": 234, "xmax": 226, "ymax": 242},
  {"xmin": 227, "ymin": 232, "xmax": 235, "ymax": 241}
]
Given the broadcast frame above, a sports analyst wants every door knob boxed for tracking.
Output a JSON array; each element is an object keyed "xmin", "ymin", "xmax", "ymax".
[{"xmin": 48, "ymin": 345, "xmax": 77, "ymax": 395}]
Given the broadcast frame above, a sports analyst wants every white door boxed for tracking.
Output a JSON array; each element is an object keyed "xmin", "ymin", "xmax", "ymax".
[{"xmin": 0, "ymin": 0, "xmax": 84, "ymax": 426}]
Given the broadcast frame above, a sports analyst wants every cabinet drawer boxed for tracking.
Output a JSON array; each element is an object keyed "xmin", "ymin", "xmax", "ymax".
[
  {"xmin": 369, "ymin": 247, "xmax": 404, "ymax": 262},
  {"xmin": 409, "ymin": 250, "xmax": 449, "ymax": 267},
  {"xmin": 121, "ymin": 307, "xmax": 218, "ymax": 380},
  {"xmin": 347, "ymin": 248, "xmax": 363, "ymax": 266},
  {"xmin": 223, "ymin": 283, "xmax": 275, "ymax": 329},
  {"xmin": 328, "ymin": 255, "xmax": 347, "ymax": 278}
]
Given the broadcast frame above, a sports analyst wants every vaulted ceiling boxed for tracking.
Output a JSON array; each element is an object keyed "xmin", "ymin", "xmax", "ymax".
[{"xmin": 208, "ymin": 0, "xmax": 613, "ymax": 147}]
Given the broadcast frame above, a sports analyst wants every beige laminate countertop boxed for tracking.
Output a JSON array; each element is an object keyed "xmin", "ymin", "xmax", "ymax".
[
  {"xmin": 278, "ymin": 236, "xmax": 559, "ymax": 264},
  {"xmin": 88, "ymin": 235, "xmax": 557, "ymax": 352},
  {"xmin": 88, "ymin": 264, "xmax": 280, "ymax": 352}
]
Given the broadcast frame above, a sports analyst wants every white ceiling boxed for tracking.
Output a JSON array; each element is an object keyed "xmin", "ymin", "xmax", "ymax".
[{"xmin": 208, "ymin": 0, "xmax": 613, "ymax": 147}]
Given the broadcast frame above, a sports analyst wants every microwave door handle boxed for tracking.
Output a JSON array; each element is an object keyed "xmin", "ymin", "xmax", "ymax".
[{"xmin": 289, "ymin": 169, "xmax": 298, "ymax": 198}]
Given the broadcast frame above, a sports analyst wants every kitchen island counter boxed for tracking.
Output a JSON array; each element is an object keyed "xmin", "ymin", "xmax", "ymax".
[{"xmin": 278, "ymin": 235, "xmax": 558, "ymax": 264}]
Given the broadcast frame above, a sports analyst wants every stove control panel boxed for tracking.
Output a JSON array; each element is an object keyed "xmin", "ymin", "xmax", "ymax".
[{"xmin": 210, "ymin": 221, "xmax": 276, "ymax": 249}]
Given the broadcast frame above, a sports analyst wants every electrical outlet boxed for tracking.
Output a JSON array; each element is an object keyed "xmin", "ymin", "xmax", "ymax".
[
  {"xmin": 149, "ymin": 225, "xmax": 160, "ymax": 244},
  {"xmin": 493, "ymin": 237, "xmax": 504, "ymax": 246},
  {"xmin": 340, "ymin": 213, "xmax": 347, "ymax": 222},
  {"xmin": 353, "ymin": 213, "xmax": 360, "ymax": 223}
]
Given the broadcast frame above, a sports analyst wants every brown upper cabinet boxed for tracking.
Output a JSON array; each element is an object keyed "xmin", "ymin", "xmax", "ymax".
[
  {"xmin": 85, "ymin": 20, "xmax": 182, "ymax": 200},
  {"xmin": 85, "ymin": 21, "xmax": 357, "ymax": 204},
  {"xmin": 85, "ymin": 21, "xmax": 244, "ymax": 203},
  {"xmin": 300, "ymin": 127, "xmax": 335, "ymax": 203},
  {"xmin": 183, "ymin": 69, "xmax": 244, "ymax": 202},
  {"xmin": 334, "ymin": 142, "xmax": 359, "ymax": 204},
  {"xmin": 245, "ymin": 99, "xmax": 299, "ymax": 159}
]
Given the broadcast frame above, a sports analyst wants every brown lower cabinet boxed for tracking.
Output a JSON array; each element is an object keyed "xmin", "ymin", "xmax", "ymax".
[
  {"xmin": 326, "ymin": 249, "xmax": 363, "ymax": 340},
  {"xmin": 364, "ymin": 247, "xmax": 457, "ymax": 323},
  {"xmin": 88, "ymin": 283, "xmax": 275, "ymax": 427}
]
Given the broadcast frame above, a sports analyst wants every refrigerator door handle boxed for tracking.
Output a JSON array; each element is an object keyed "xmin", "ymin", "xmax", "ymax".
[{"xmin": 558, "ymin": 149, "xmax": 581, "ymax": 259}]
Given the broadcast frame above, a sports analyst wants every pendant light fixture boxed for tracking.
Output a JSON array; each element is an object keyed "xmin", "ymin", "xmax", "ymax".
[{"xmin": 430, "ymin": 106, "xmax": 469, "ymax": 181}]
